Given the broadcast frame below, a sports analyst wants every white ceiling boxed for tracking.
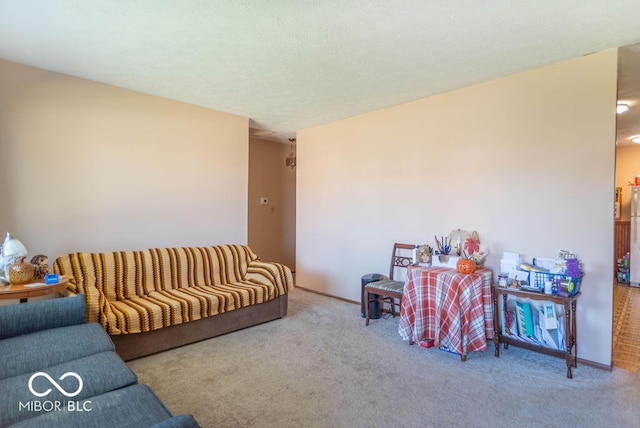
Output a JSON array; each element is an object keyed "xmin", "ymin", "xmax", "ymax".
[
  {"xmin": 2, "ymin": 1, "xmax": 640, "ymax": 143},
  {"xmin": 617, "ymin": 43, "xmax": 640, "ymax": 145}
]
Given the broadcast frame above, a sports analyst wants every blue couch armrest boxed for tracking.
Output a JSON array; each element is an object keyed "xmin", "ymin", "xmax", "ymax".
[{"xmin": 0, "ymin": 295, "xmax": 86, "ymax": 340}]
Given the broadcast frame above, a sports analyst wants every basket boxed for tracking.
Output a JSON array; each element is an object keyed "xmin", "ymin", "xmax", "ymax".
[{"xmin": 532, "ymin": 271, "xmax": 583, "ymax": 296}]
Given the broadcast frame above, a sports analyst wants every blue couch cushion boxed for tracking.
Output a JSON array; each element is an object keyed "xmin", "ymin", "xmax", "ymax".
[
  {"xmin": 1, "ymin": 351, "xmax": 137, "ymax": 426},
  {"xmin": 151, "ymin": 414, "xmax": 201, "ymax": 428},
  {"xmin": 0, "ymin": 323, "xmax": 114, "ymax": 380},
  {"xmin": 9, "ymin": 384, "xmax": 192, "ymax": 428},
  {"xmin": 0, "ymin": 295, "xmax": 86, "ymax": 340}
]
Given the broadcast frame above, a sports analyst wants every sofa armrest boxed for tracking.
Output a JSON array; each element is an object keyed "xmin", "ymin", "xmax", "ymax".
[
  {"xmin": 0, "ymin": 294, "xmax": 86, "ymax": 340},
  {"xmin": 53, "ymin": 256, "xmax": 111, "ymax": 326},
  {"xmin": 79, "ymin": 281, "xmax": 110, "ymax": 325},
  {"xmin": 245, "ymin": 261, "xmax": 294, "ymax": 295},
  {"xmin": 61, "ymin": 277, "xmax": 110, "ymax": 326}
]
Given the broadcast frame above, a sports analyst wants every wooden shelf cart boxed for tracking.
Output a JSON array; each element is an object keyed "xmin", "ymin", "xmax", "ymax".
[{"xmin": 492, "ymin": 285, "xmax": 580, "ymax": 378}]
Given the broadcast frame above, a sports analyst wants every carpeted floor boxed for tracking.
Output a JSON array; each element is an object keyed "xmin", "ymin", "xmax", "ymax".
[
  {"xmin": 128, "ymin": 288, "xmax": 640, "ymax": 428},
  {"xmin": 613, "ymin": 281, "xmax": 640, "ymax": 372}
]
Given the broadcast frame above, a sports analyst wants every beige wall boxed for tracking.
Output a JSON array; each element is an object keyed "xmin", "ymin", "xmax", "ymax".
[
  {"xmin": 615, "ymin": 144, "xmax": 640, "ymax": 221},
  {"xmin": 248, "ymin": 137, "xmax": 296, "ymax": 268},
  {"xmin": 297, "ymin": 50, "xmax": 618, "ymax": 366},
  {"xmin": 0, "ymin": 59, "xmax": 249, "ymax": 260}
]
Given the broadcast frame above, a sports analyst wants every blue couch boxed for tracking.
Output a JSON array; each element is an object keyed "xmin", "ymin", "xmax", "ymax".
[{"xmin": 0, "ymin": 295, "xmax": 199, "ymax": 427}]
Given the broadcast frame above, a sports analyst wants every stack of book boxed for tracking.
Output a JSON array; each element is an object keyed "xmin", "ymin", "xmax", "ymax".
[{"xmin": 504, "ymin": 299, "xmax": 565, "ymax": 351}]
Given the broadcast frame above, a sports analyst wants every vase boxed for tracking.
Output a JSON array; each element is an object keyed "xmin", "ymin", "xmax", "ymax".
[{"xmin": 8, "ymin": 258, "xmax": 35, "ymax": 285}]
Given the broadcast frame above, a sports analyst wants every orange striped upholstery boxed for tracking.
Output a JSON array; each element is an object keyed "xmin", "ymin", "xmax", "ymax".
[{"xmin": 53, "ymin": 245, "xmax": 292, "ymax": 335}]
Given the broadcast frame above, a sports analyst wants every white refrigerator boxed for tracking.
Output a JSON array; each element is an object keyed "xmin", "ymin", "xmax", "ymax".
[{"xmin": 631, "ymin": 187, "xmax": 640, "ymax": 287}]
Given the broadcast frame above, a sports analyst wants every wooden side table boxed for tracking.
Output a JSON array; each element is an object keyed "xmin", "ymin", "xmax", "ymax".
[
  {"xmin": 492, "ymin": 285, "xmax": 579, "ymax": 378},
  {"xmin": 0, "ymin": 276, "xmax": 70, "ymax": 303}
]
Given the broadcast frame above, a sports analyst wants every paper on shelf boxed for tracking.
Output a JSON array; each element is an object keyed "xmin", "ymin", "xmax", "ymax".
[{"xmin": 540, "ymin": 302, "xmax": 558, "ymax": 330}]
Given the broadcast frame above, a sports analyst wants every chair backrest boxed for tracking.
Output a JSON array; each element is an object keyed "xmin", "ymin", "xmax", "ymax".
[{"xmin": 389, "ymin": 243, "xmax": 415, "ymax": 280}]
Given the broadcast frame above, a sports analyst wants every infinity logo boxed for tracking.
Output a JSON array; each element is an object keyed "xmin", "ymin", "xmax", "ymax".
[{"xmin": 28, "ymin": 372, "xmax": 83, "ymax": 398}]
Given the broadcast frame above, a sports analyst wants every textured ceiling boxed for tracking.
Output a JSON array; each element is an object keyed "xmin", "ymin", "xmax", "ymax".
[
  {"xmin": 617, "ymin": 43, "xmax": 640, "ymax": 145},
  {"xmin": 1, "ymin": 1, "xmax": 640, "ymax": 143}
]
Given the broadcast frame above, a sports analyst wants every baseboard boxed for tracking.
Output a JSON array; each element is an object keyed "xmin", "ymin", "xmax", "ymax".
[
  {"xmin": 577, "ymin": 357, "xmax": 613, "ymax": 371},
  {"xmin": 296, "ymin": 286, "xmax": 359, "ymax": 305}
]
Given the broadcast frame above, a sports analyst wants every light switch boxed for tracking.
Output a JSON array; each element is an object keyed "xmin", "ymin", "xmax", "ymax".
[{"xmin": 260, "ymin": 197, "xmax": 268, "ymax": 205}]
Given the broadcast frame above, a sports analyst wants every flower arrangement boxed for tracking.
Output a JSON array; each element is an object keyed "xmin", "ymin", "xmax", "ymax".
[
  {"xmin": 464, "ymin": 233, "xmax": 480, "ymax": 255},
  {"xmin": 462, "ymin": 231, "xmax": 490, "ymax": 266},
  {"xmin": 565, "ymin": 258, "xmax": 582, "ymax": 278}
]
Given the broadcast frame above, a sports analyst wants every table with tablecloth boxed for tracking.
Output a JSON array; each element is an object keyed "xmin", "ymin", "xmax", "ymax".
[{"xmin": 398, "ymin": 266, "xmax": 494, "ymax": 360}]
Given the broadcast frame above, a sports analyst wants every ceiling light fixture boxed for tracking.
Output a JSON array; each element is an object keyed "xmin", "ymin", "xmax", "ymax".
[
  {"xmin": 286, "ymin": 138, "xmax": 296, "ymax": 169},
  {"xmin": 617, "ymin": 102, "xmax": 630, "ymax": 114},
  {"xmin": 632, "ymin": 136, "xmax": 640, "ymax": 144}
]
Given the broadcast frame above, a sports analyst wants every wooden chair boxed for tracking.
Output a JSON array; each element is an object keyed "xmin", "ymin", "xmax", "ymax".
[{"xmin": 364, "ymin": 243, "xmax": 414, "ymax": 326}]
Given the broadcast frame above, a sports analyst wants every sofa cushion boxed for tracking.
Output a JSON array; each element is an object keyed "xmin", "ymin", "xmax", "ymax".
[
  {"xmin": 0, "ymin": 295, "xmax": 86, "ymax": 340},
  {"xmin": 1, "ymin": 351, "xmax": 137, "ymax": 426},
  {"xmin": 9, "ymin": 384, "xmax": 189, "ymax": 428},
  {"xmin": 151, "ymin": 413, "xmax": 201, "ymax": 428},
  {"xmin": 148, "ymin": 246, "xmax": 258, "ymax": 291},
  {"xmin": 104, "ymin": 281, "xmax": 280, "ymax": 335},
  {"xmin": 0, "ymin": 323, "xmax": 114, "ymax": 380}
]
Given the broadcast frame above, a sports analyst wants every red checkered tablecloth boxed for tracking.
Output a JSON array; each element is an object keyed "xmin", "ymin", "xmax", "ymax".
[{"xmin": 398, "ymin": 266, "xmax": 494, "ymax": 356}]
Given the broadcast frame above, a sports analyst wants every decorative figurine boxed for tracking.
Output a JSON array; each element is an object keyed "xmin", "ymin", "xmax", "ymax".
[
  {"xmin": 31, "ymin": 254, "xmax": 50, "ymax": 280},
  {"xmin": 418, "ymin": 245, "xmax": 432, "ymax": 264}
]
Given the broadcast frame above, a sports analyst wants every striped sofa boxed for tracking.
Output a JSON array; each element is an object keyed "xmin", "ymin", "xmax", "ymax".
[{"xmin": 53, "ymin": 245, "xmax": 293, "ymax": 360}]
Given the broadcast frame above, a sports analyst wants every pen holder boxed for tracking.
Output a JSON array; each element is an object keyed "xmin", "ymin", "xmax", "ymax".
[{"xmin": 431, "ymin": 255, "xmax": 460, "ymax": 268}]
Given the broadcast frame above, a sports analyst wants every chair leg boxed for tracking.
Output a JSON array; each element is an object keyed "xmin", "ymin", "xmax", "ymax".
[
  {"xmin": 364, "ymin": 289, "xmax": 370, "ymax": 326},
  {"xmin": 365, "ymin": 292, "xmax": 401, "ymax": 323},
  {"xmin": 395, "ymin": 297, "xmax": 403, "ymax": 318},
  {"xmin": 388, "ymin": 297, "xmax": 398, "ymax": 318}
]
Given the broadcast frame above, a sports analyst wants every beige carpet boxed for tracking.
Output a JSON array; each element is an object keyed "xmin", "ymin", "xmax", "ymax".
[{"xmin": 128, "ymin": 288, "xmax": 640, "ymax": 428}]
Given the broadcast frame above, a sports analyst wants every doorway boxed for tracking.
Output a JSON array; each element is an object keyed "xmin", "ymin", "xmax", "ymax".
[
  {"xmin": 613, "ymin": 42, "xmax": 640, "ymax": 372},
  {"xmin": 247, "ymin": 136, "xmax": 296, "ymax": 270}
]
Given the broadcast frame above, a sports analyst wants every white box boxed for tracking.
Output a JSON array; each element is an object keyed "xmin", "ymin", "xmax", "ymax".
[
  {"xmin": 502, "ymin": 252, "xmax": 521, "ymax": 264},
  {"xmin": 431, "ymin": 255, "xmax": 460, "ymax": 268},
  {"xmin": 501, "ymin": 252, "xmax": 522, "ymax": 274},
  {"xmin": 500, "ymin": 262, "xmax": 519, "ymax": 273}
]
